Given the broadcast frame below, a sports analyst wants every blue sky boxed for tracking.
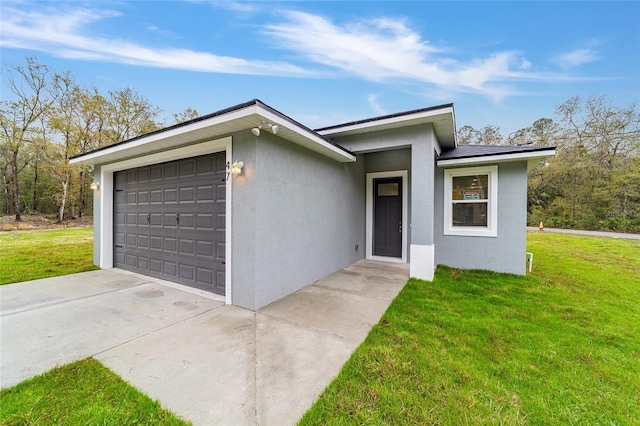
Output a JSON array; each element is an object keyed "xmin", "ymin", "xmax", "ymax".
[{"xmin": 2, "ymin": 1, "xmax": 639, "ymax": 135}]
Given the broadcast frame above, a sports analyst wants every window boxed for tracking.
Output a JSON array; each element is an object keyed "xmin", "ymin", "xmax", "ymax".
[{"xmin": 444, "ymin": 166, "xmax": 498, "ymax": 237}]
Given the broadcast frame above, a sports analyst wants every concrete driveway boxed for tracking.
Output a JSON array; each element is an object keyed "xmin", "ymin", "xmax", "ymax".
[{"xmin": 0, "ymin": 260, "xmax": 408, "ymax": 425}]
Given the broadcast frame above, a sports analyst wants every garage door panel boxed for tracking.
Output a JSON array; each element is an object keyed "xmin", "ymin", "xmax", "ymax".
[
  {"xmin": 196, "ymin": 157, "xmax": 214, "ymax": 174},
  {"xmin": 163, "ymin": 238, "xmax": 177, "ymax": 252},
  {"xmin": 197, "ymin": 241, "xmax": 214, "ymax": 257},
  {"xmin": 163, "ymin": 261, "xmax": 177, "ymax": 277},
  {"xmin": 138, "ymin": 168, "xmax": 149, "ymax": 182},
  {"xmin": 180, "ymin": 159, "xmax": 195, "ymax": 177},
  {"xmin": 138, "ymin": 257, "xmax": 148, "ymax": 269},
  {"xmin": 114, "ymin": 153, "xmax": 226, "ymax": 294},
  {"xmin": 115, "ymin": 232, "xmax": 125, "ymax": 245},
  {"xmin": 197, "ymin": 268, "xmax": 213, "ymax": 285},
  {"xmin": 179, "ymin": 239, "xmax": 194, "ymax": 254},
  {"xmin": 150, "ymin": 236, "xmax": 162, "ymax": 250},
  {"xmin": 179, "ymin": 213, "xmax": 194, "ymax": 228},
  {"xmin": 164, "ymin": 189, "xmax": 177, "ymax": 203},
  {"xmin": 137, "ymin": 235, "xmax": 149, "ymax": 248},
  {"xmin": 197, "ymin": 185, "xmax": 214, "ymax": 202},
  {"xmin": 216, "ymin": 242, "xmax": 225, "ymax": 260},
  {"xmin": 138, "ymin": 190, "xmax": 149, "ymax": 203},
  {"xmin": 216, "ymin": 213, "xmax": 225, "ymax": 231},
  {"xmin": 150, "ymin": 190, "xmax": 163, "ymax": 203},
  {"xmin": 150, "ymin": 259, "xmax": 162, "ymax": 273},
  {"xmin": 180, "ymin": 187, "xmax": 194, "ymax": 202},
  {"xmin": 180, "ymin": 264, "xmax": 194, "ymax": 280},
  {"xmin": 126, "ymin": 254, "xmax": 137, "ymax": 267},
  {"xmin": 216, "ymin": 184, "xmax": 226, "ymax": 202},
  {"xmin": 164, "ymin": 163, "xmax": 178, "ymax": 179}
]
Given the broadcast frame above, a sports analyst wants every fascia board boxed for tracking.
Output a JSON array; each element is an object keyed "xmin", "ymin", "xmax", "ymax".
[
  {"xmin": 437, "ymin": 149, "xmax": 556, "ymax": 167},
  {"xmin": 70, "ymin": 106, "xmax": 256, "ymax": 165},
  {"xmin": 317, "ymin": 106, "xmax": 455, "ymax": 136},
  {"xmin": 255, "ymin": 105, "xmax": 355, "ymax": 162},
  {"xmin": 71, "ymin": 103, "xmax": 355, "ymax": 166}
]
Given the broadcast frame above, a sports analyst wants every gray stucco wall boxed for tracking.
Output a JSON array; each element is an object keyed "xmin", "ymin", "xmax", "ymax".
[
  {"xmin": 434, "ymin": 161, "xmax": 528, "ymax": 275},
  {"xmin": 335, "ymin": 124, "xmax": 438, "ymax": 260},
  {"xmin": 232, "ymin": 131, "xmax": 366, "ymax": 310},
  {"xmin": 93, "ymin": 164, "xmax": 102, "ymax": 266}
]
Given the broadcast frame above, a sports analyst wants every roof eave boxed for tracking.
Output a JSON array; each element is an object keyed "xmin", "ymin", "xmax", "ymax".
[
  {"xmin": 437, "ymin": 148, "xmax": 556, "ymax": 168},
  {"xmin": 70, "ymin": 101, "xmax": 355, "ymax": 167},
  {"xmin": 316, "ymin": 104, "xmax": 457, "ymax": 148}
]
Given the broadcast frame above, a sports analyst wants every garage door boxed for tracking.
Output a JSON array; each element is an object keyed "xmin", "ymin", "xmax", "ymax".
[{"xmin": 114, "ymin": 153, "xmax": 226, "ymax": 295}]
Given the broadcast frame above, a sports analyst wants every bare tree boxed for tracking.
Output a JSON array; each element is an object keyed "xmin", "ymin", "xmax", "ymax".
[{"xmin": 0, "ymin": 57, "xmax": 56, "ymax": 221}]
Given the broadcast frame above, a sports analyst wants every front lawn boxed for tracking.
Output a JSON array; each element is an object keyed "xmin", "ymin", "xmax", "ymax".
[
  {"xmin": 0, "ymin": 227, "xmax": 98, "ymax": 285},
  {"xmin": 299, "ymin": 232, "xmax": 640, "ymax": 425},
  {"xmin": 0, "ymin": 358, "xmax": 190, "ymax": 425}
]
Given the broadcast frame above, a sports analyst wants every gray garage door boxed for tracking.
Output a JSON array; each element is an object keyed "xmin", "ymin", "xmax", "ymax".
[{"xmin": 114, "ymin": 153, "xmax": 226, "ymax": 295}]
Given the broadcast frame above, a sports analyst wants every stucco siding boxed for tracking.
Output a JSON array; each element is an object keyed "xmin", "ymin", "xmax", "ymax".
[
  {"xmin": 230, "ymin": 131, "xmax": 258, "ymax": 309},
  {"xmin": 434, "ymin": 161, "xmax": 528, "ymax": 275},
  {"xmin": 334, "ymin": 124, "xmax": 438, "ymax": 268},
  {"xmin": 93, "ymin": 164, "xmax": 102, "ymax": 266},
  {"xmin": 235, "ymin": 131, "xmax": 366, "ymax": 310},
  {"xmin": 335, "ymin": 124, "xmax": 427, "ymax": 154}
]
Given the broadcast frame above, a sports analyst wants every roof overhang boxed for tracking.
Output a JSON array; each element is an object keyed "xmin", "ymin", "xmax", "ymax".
[
  {"xmin": 437, "ymin": 147, "xmax": 556, "ymax": 171},
  {"xmin": 316, "ymin": 104, "xmax": 456, "ymax": 149},
  {"xmin": 70, "ymin": 100, "xmax": 356, "ymax": 167}
]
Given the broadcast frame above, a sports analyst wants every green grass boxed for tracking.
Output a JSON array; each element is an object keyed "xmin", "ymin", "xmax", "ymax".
[
  {"xmin": 299, "ymin": 232, "xmax": 640, "ymax": 425},
  {"xmin": 0, "ymin": 227, "xmax": 98, "ymax": 285},
  {"xmin": 0, "ymin": 358, "xmax": 190, "ymax": 425}
]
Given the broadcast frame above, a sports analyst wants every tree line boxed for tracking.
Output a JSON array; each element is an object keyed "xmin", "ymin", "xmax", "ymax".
[
  {"xmin": 459, "ymin": 95, "xmax": 640, "ymax": 232},
  {"xmin": 1, "ymin": 57, "xmax": 199, "ymax": 222},
  {"xmin": 2, "ymin": 57, "xmax": 639, "ymax": 232}
]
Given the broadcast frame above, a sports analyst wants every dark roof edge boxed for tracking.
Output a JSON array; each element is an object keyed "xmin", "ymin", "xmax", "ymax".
[
  {"xmin": 71, "ymin": 99, "xmax": 354, "ymax": 160},
  {"xmin": 252, "ymin": 100, "xmax": 354, "ymax": 155},
  {"xmin": 315, "ymin": 103, "xmax": 455, "ymax": 132},
  {"xmin": 438, "ymin": 145, "xmax": 556, "ymax": 161},
  {"xmin": 70, "ymin": 99, "xmax": 262, "ymax": 160}
]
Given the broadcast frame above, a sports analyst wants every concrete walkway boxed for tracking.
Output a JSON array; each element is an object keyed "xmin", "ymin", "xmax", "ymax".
[
  {"xmin": 527, "ymin": 227, "xmax": 640, "ymax": 240},
  {"xmin": 0, "ymin": 260, "xmax": 408, "ymax": 425}
]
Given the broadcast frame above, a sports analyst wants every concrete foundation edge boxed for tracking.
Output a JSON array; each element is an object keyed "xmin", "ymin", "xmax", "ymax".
[{"xmin": 409, "ymin": 244, "xmax": 435, "ymax": 281}]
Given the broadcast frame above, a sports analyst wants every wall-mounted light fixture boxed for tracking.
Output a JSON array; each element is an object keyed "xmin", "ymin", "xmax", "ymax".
[
  {"xmin": 90, "ymin": 182, "xmax": 100, "ymax": 191},
  {"xmin": 251, "ymin": 122, "xmax": 279, "ymax": 136},
  {"xmin": 231, "ymin": 161, "xmax": 245, "ymax": 175}
]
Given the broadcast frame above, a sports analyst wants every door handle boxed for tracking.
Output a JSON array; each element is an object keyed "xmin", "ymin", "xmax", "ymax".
[
  {"xmin": 176, "ymin": 213, "xmax": 180, "ymax": 225},
  {"xmin": 399, "ymin": 222, "xmax": 402, "ymax": 232}
]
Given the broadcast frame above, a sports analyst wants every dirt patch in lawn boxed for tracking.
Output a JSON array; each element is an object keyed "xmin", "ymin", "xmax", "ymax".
[{"xmin": 0, "ymin": 215, "xmax": 93, "ymax": 232}]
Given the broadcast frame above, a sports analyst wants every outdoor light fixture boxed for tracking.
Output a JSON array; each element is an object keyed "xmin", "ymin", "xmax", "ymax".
[
  {"xmin": 231, "ymin": 161, "xmax": 245, "ymax": 175},
  {"xmin": 90, "ymin": 182, "xmax": 100, "ymax": 191},
  {"xmin": 251, "ymin": 122, "xmax": 279, "ymax": 136}
]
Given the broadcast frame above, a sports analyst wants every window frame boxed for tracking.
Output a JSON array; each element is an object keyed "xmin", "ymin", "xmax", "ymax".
[{"xmin": 444, "ymin": 165, "xmax": 498, "ymax": 237}]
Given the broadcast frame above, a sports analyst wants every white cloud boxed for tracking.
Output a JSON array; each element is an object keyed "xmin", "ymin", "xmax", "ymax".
[
  {"xmin": 0, "ymin": 4, "xmax": 580, "ymax": 101},
  {"xmin": 519, "ymin": 58, "xmax": 532, "ymax": 70},
  {"xmin": 0, "ymin": 5, "xmax": 309, "ymax": 76},
  {"xmin": 367, "ymin": 94, "xmax": 387, "ymax": 115},
  {"xmin": 553, "ymin": 48, "xmax": 600, "ymax": 69},
  {"xmin": 264, "ymin": 11, "xmax": 568, "ymax": 100}
]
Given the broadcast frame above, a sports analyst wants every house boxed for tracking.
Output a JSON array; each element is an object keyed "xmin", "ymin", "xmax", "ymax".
[{"xmin": 70, "ymin": 100, "xmax": 555, "ymax": 311}]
